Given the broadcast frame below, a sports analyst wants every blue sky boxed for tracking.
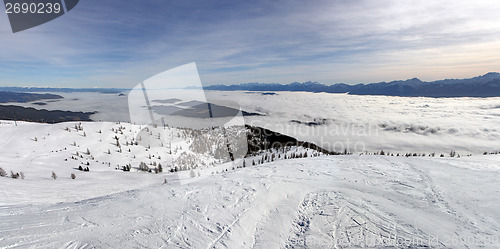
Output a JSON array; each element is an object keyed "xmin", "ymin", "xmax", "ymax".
[{"xmin": 1, "ymin": 0, "xmax": 500, "ymax": 88}]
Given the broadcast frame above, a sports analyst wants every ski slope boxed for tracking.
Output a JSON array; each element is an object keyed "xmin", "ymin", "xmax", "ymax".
[{"xmin": 1, "ymin": 129, "xmax": 499, "ymax": 248}]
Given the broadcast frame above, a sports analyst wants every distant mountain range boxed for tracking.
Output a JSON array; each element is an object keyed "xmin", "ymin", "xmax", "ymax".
[
  {"xmin": 0, "ymin": 87, "xmax": 125, "ymax": 94},
  {"xmin": 3, "ymin": 73, "xmax": 500, "ymax": 97},
  {"xmin": 205, "ymin": 72, "xmax": 500, "ymax": 97}
]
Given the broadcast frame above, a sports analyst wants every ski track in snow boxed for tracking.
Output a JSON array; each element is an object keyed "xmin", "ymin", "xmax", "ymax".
[{"xmin": 1, "ymin": 155, "xmax": 500, "ymax": 248}]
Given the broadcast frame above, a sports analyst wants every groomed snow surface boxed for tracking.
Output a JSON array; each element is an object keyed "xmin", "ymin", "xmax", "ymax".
[{"xmin": 0, "ymin": 121, "xmax": 500, "ymax": 248}]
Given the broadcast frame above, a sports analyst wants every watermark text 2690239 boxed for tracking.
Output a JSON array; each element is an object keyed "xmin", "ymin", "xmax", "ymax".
[
  {"xmin": 3, "ymin": 0, "xmax": 80, "ymax": 33},
  {"xmin": 5, "ymin": 1, "xmax": 62, "ymax": 14}
]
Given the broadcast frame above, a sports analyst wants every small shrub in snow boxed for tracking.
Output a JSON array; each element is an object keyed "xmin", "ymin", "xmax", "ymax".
[
  {"xmin": 122, "ymin": 164, "xmax": 131, "ymax": 172},
  {"xmin": 449, "ymin": 150, "xmax": 456, "ymax": 157},
  {"xmin": 0, "ymin": 167, "xmax": 6, "ymax": 177},
  {"xmin": 139, "ymin": 162, "xmax": 149, "ymax": 172},
  {"xmin": 10, "ymin": 171, "xmax": 19, "ymax": 179}
]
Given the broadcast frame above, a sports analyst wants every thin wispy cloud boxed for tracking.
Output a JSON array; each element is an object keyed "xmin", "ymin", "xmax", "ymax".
[{"xmin": 0, "ymin": 0, "xmax": 499, "ymax": 87}]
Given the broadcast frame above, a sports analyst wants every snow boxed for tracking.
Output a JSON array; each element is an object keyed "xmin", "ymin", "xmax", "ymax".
[
  {"xmin": 0, "ymin": 120, "xmax": 317, "ymax": 206},
  {"xmin": 0, "ymin": 120, "xmax": 500, "ymax": 248},
  {"xmin": 1, "ymin": 89, "xmax": 500, "ymax": 248}
]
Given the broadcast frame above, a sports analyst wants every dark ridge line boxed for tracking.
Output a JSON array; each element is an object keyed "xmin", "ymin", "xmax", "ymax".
[
  {"xmin": 245, "ymin": 125, "xmax": 338, "ymax": 155},
  {"xmin": 0, "ymin": 105, "xmax": 95, "ymax": 123}
]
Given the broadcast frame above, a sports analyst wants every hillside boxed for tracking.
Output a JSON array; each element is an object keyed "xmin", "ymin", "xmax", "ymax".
[
  {"xmin": 0, "ymin": 91, "xmax": 63, "ymax": 103},
  {"xmin": 0, "ymin": 105, "xmax": 95, "ymax": 123},
  {"xmin": 0, "ymin": 120, "xmax": 326, "ymax": 203},
  {"xmin": 0, "ymin": 121, "xmax": 499, "ymax": 248}
]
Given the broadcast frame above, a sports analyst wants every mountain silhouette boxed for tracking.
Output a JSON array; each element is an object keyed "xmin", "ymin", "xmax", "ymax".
[{"xmin": 205, "ymin": 73, "xmax": 500, "ymax": 97}]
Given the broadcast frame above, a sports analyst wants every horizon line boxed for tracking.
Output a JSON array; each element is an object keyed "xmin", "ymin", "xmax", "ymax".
[{"xmin": 0, "ymin": 71, "xmax": 498, "ymax": 89}]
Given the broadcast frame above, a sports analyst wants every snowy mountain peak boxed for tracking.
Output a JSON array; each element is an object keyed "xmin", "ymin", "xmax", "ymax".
[{"xmin": 477, "ymin": 72, "xmax": 500, "ymax": 80}]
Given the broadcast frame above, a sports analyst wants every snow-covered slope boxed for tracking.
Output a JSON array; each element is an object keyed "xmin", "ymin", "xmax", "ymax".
[
  {"xmin": 1, "ymin": 155, "xmax": 499, "ymax": 248},
  {"xmin": 0, "ymin": 120, "xmax": 321, "ymax": 205},
  {"xmin": 0, "ymin": 121, "xmax": 499, "ymax": 248}
]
